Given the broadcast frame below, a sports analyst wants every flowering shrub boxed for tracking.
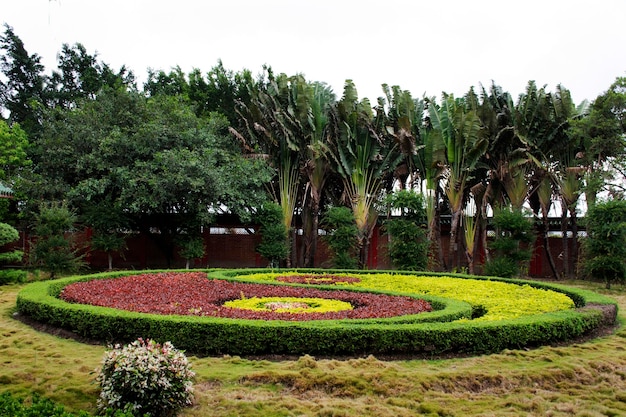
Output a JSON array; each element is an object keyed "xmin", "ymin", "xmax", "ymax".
[
  {"xmin": 96, "ymin": 338, "xmax": 195, "ymax": 417},
  {"xmin": 236, "ymin": 272, "xmax": 576, "ymax": 321},
  {"xmin": 60, "ymin": 272, "xmax": 432, "ymax": 321}
]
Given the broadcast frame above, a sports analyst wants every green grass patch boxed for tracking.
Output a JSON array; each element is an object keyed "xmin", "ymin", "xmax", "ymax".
[{"xmin": 1, "ymin": 279, "xmax": 625, "ymax": 416}]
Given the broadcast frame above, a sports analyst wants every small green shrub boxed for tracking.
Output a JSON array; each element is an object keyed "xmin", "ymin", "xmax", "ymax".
[
  {"xmin": 0, "ymin": 269, "xmax": 26, "ymax": 285},
  {"xmin": 29, "ymin": 202, "xmax": 85, "ymax": 278},
  {"xmin": 321, "ymin": 207, "xmax": 358, "ymax": 269},
  {"xmin": 0, "ymin": 222, "xmax": 23, "ymax": 266},
  {"xmin": 384, "ymin": 190, "xmax": 428, "ymax": 271},
  {"xmin": 484, "ymin": 208, "xmax": 533, "ymax": 277},
  {"xmin": 256, "ymin": 202, "xmax": 289, "ymax": 268},
  {"xmin": 96, "ymin": 338, "xmax": 195, "ymax": 417},
  {"xmin": 0, "ymin": 391, "xmax": 93, "ymax": 416}
]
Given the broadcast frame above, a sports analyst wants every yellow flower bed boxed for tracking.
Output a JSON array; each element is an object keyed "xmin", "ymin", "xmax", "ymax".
[
  {"xmin": 223, "ymin": 296, "xmax": 353, "ymax": 314},
  {"xmin": 237, "ymin": 272, "xmax": 575, "ymax": 321}
]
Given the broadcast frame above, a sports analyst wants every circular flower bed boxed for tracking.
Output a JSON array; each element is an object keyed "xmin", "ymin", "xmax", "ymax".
[
  {"xmin": 60, "ymin": 272, "xmax": 432, "ymax": 321},
  {"xmin": 16, "ymin": 269, "xmax": 617, "ymax": 356}
]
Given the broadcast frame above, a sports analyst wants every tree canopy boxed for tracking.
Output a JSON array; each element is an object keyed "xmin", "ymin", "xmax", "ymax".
[{"xmin": 1, "ymin": 24, "xmax": 625, "ymax": 275}]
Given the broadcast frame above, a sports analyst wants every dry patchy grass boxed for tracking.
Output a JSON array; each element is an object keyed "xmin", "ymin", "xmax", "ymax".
[{"xmin": 1, "ymin": 280, "xmax": 625, "ymax": 416}]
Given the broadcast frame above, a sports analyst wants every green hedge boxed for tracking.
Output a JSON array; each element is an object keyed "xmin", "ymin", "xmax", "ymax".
[{"xmin": 15, "ymin": 269, "xmax": 618, "ymax": 356}]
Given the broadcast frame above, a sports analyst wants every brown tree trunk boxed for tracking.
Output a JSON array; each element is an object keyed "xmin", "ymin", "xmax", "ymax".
[
  {"xmin": 569, "ymin": 207, "xmax": 578, "ymax": 278},
  {"xmin": 561, "ymin": 207, "xmax": 569, "ymax": 279}
]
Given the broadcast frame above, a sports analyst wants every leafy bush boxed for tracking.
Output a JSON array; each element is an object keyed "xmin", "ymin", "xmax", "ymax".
[
  {"xmin": 484, "ymin": 208, "xmax": 533, "ymax": 277},
  {"xmin": 96, "ymin": 338, "xmax": 195, "ymax": 417},
  {"xmin": 0, "ymin": 269, "xmax": 26, "ymax": 285},
  {"xmin": 255, "ymin": 202, "xmax": 289, "ymax": 268},
  {"xmin": 482, "ymin": 256, "xmax": 518, "ymax": 279},
  {"xmin": 0, "ymin": 222, "xmax": 23, "ymax": 266},
  {"xmin": 176, "ymin": 236, "xmax": 205, "ymax": 269},
  {"xmin": 0, "ymin": 392, "xmax": 90, "ymax": 417},
  {"xmin": 384, "ymin": 190, "xmax": 428, "ymax": 270},
  {"xmin": 29, "ymin": 202, "xmax": 85, "ymax": 278},
  {"xmin": 321, "ymin": 207, "xmax": 358, "ymax": 269},
  {"xmin": 582, "ymin": 199, "xmax": 626, "ymax": 288}
]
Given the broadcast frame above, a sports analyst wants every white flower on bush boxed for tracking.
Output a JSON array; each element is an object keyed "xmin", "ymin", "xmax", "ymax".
[{"xmin": 96, "ymin": 338, "xmax": 195, "ymax": 416}]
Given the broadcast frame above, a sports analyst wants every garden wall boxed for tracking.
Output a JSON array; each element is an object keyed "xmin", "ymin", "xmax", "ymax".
[{"xmin": 8, "ymin": 220, "xmax": 579, "ymax": 278}]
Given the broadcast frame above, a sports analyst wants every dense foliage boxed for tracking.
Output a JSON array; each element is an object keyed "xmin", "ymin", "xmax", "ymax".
[
  {"xmin": 383, "ymin": 190, "xmax": 428, "ymax": 270},
  {"xmin": 1, "ymin": 24, "xmax": 625, "ymax": 277},
  {"xmin": 321, "ymin": 206, "xmax": 359, "ymax": 269},
  {"xmin": 483, "ymin": 208, "xmax": 534, "ymax": 278},
  {"xmin": 582, "ymin": 199, "xmax": 626, "ymax": 288},
  {"xmin": 255, "ymin": 202, "xmax": 289, "ymax": 268},
  {"xmin": 29, "ymin": 202, "xmax": 85, "ymax": 278}
]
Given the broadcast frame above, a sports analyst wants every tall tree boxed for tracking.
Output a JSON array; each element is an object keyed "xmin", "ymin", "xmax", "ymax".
[
  {"xmin": 230, "ymin": 69, "xmax": 305, "ymax": 266},
  {"xmin": 49, "ymin": 42, "xmax": 134, "ymax": 108},
  {"xmin": 570, "ymin": 76, "xmax": 626, "ymax": 205},
  {"xmin": 325, "ymin": 80, "xmax": 403, "ymax": 268},
  {"xmin": 27, "ymin": 88, "xmax": 272, "ymax": 265},
  {"xmin": 0, "ymin": 24, "xmax": 48, "ymax": 136},
  {"xmin": 428, "ymin": 91, "xmax": 487, "ymax": 270}
]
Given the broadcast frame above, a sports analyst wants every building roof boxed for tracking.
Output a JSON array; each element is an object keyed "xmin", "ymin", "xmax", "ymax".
[{"xmin": 0, "ymin": 182, "xmax": 13, "ymax": 198}]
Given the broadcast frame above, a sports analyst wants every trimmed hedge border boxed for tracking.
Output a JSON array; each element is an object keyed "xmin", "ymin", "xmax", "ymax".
[{"xmin": 15, "ymin": 269, "xmax": 618, "ymax": 356}]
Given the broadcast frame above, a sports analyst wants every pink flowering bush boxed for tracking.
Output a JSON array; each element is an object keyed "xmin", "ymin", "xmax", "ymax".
[
  {"xmin": 96, "ymin": 338, "xmax": 195, "ymax": 417},
  {"xmin": 60, "ymin": 272, "xmax": 432, "ymax": 321}
]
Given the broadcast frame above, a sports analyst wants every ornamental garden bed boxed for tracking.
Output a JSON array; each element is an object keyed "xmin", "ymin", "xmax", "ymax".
[{"xmin": 15, "ymin": 269, "xmax": 618, "ymax": 357}]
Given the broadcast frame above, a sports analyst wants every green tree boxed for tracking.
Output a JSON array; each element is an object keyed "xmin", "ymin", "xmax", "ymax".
[
  {"xmin": 581, "ymin": 199, "xmax": 626, "ymax": 289},
  {"xmin": 232, "ymin": 69, "xmax": 310, "ymax": 267},
  {"xmin": 177, "ymin": 235, "xmax": 206, "ymax": 270},
  {"xmin": 0, "ymin": 119, "xmax": 30, "ymax": 222},
  {"xmin": 325, "ymin": 80, "xmax": 402, "ymax": 268},
  {"xmin": 49, "ymin": 42, "xmax": 134, "ymax": 108},
  {"xmin": 0, "ymin": 24, "xmax": 48, "ymax": 136},
  {"xmin": 81, "ymin": 199, "xmax": 129, "ymax": 271},
  {"xmin": 570, "ymin": 76, "xmax": 626, "ymax": 205},
  {"xmin": 0, "ymin": 119, "xmax": 29, "ymax": 181},
  {"xmin": 384, "ymin": 190, "xmax": 428, "ymax": 271},
  {"xmin": 321, "ymin": 206, "xmax": 358, "ymax": 269},
  {"xmin": 255, "ymin": 202, "xmax": 289, "ymax": 268},
  {"xmin": 27, "ymin": 89, "xmax": 272, "ymax": 265},
  {"xmin": 30, "ymin": 202, "xmax": 85, "ymax": 278},
  {"xmin": 428, "ymin": 91, "xmax": 488, "ymax": 270}
]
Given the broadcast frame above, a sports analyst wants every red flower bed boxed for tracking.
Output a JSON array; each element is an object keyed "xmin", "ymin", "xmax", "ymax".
[
  {"xmin": 60, "ymin": 272, "xmax": 432, "ymax": 321},
  {"xmin": 275, "ymin": 274, "xmax": 361, "ymax": 285}
]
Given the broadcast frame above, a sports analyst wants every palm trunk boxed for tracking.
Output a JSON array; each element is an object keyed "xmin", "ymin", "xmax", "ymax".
[
  {"xmin": 569, "ymin": 207, "xmax": 578, "ymax": 278},
  {"xmin": 541, "ymin": 216, "xmax": 559, "ymax": 280},
  {"xmin": 561, "ymin": 206, "xmax": 569, "ymax": 279},
  {"xmin": 108, "ymin": 253, "xmax": 113, "ymax": 271},
  {"xmin": 448, "ymin": 209, "xmax": 461, "ymax": 271}
]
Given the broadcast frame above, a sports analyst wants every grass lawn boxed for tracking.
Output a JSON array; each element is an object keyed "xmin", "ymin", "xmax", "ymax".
[{"xmin": 1, "ymin": 279, "xmax": 625, "ymax": 417}]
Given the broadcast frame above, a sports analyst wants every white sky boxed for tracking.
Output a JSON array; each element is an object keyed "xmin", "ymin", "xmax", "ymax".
[{"xmin": 2, "ymin": 0, "xmax": 626, "ymax": 104}]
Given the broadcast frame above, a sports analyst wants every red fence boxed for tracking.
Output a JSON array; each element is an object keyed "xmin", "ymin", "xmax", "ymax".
[{"xmin": 9, "ymin": 222, "xmax": 579, "ymax": 278}]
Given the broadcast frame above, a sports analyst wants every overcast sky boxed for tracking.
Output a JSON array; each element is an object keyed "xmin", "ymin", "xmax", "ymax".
[{"xmin": 3, "ymin": 0, "xmax": 626, "ymax": 104}]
